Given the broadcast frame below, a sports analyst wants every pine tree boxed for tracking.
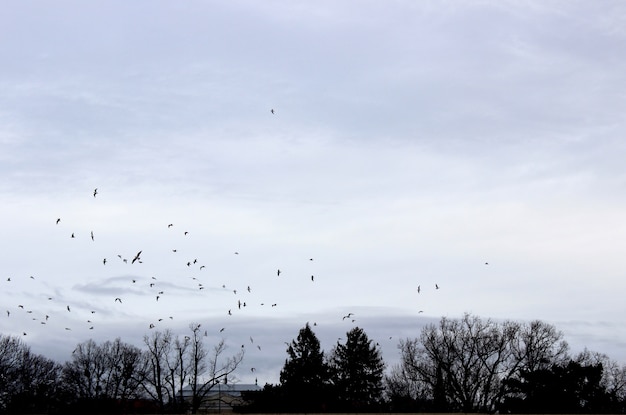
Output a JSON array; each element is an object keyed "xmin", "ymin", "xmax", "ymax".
[
  {"xmin": 330, "ymin": 327, "xmax": 385, "ymax": 410},
  {"xmin": 279, "ymin": 323, "xmax": 330, "ymax": 411}
]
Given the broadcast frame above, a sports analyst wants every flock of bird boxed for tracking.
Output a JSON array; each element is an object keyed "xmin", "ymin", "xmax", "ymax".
[{"xmin": 3, "ymin": 178, "xmax": 459, "ymax": 377}]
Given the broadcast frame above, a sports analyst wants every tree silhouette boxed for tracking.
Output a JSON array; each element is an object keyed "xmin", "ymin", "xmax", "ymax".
[
  {"xmin": 503, "ymin": 360, "xmax": 617, "ymax": 413},
  {"xmin": 279, "ymin": 323, "xmax": 331, "ymax": 411},
  {"xmin": 329, "ymin": 326, "xmax": 385, "ymax": 410},
  {"xmin": 391, "ymin": 314, "xmax": 571, "ymax": 412}
]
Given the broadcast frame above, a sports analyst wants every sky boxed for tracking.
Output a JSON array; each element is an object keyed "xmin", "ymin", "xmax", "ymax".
[{"xmin": 1, "ymin": 0, "xmax": 626, "ymax": 386}]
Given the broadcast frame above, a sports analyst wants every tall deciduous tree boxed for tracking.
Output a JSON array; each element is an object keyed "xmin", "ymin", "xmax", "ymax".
[
  {"xmin": 62, "ymin": 337, "xmax": 146, "ymax": 412},
  {"xmin": 391, "ymin": 314, "xmax": 570, "ymax": 412},
  {"xmin": 187, "ymin": 323, "xmax": 245, "ymax": 414},
  {"xmin": 329, "ymin": 327, "xmax": 385, "ymax": 410},
  {"xmin": 142, "ymin": 329, "xmax": 173, "ymax": 412},
  {"xmin": 0, "ymin": 335, "xmax": 62, "ymax": 413}
]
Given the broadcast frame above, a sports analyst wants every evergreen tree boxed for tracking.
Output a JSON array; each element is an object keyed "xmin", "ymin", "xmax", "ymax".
[
  {"xmin": 279, "ymin": 323, "xmax": 330, "ymax": 411},
  {"xmin": 329, "ymin": 327, "xmax": 385, "ymax": 411}
]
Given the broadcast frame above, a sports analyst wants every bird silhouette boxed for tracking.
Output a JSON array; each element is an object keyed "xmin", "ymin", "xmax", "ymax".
[
  {"xmin": 93, "ymin": 188, "xmax": 98, "ymax": 197},
  {"xmin": 132, "ymin": 251, "xmax": 142, "ymax": 264},
  {"xmin": 435, "ymin": 284, "xmax": 440, "ymax": 289},
  {"xmin": 56, "ymin": 218, "xmax": 61, "ymax": 225},
  {"xmin": 91, "ymin": 231, "xmax": 94, "ymax": 241},
  {"xmin": 115, "ymin": 298, "xmax": 122, "ymax": 303}
]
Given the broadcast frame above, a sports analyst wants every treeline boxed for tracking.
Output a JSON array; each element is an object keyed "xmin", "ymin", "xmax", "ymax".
[
  {"xmin": 0, "ymin": 323, "xmax": 242, "ymax": 414},
  {"xmin": 241, "ymin": 316, "xmax": 626, "ymax": 413},
  {"xmin": 2, "ymin": 314, "xmax": 626, "ymax": 414}
]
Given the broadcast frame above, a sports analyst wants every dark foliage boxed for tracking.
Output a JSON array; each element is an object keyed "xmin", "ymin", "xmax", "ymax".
[
  {"xmin": 4, "ymin": 314, "xmax": 626, "ymax": 414},
  {"xmin": 502, "ymin": 360, "xmax": 619, "ymax": 413},
  {"xmin": 329, "ymin": 327, "xmax": 386, "ymax": 411}
]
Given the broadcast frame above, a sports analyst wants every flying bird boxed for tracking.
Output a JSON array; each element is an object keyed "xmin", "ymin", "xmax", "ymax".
[
  {"xmin": 435, "ymin": 284, "xmax": 440, "ymax": 290},
  {"xmin": 91, "ymin": 231, "xmax": 94, "ymax": 241},
  {"xmin": 67, "ymin": 305, "xmax": 71, "ymax": 312},
  {"xmin": 103, "ymin": 258, "xmax": 107, "ymax": 265},
  {"xmin": 271, "ymin": 109, "xmax": 275, "ymax": 114},
  {"xmin": 417, "ymin": 285, "xmax": 421, "ymax": 293},
  {"xmin": 277, "ymin": 269, "xmax": 281, "ymax": 276},
  {"xmin": 115, "ymin": 298, "xmax": 122, "ymax": 303},
  {"xmin": 132, "ymin": 251, "xmax": 142, "ymax": 264},
  {"xmin": 93, "ymin": 188, "xmax": 98, "ymax": 197},
  {"xmin": 56, "ymin": 218, "xmax": 61, "ymax": 225}
]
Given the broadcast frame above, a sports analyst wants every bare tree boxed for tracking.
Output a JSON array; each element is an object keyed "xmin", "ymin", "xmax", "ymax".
[
  {"xmin": 394, "ymin": 314, "xmax": 570, "ymax": 412},
  {"xmin": 62, "ymin": 338, "xmax": 147, "ymax": 407},
  {"xmin": 0, "ymin": 335, "xmax": 24, "ymax": 410},
  {"xmin": 102, "ymin": 338, "xmax": 146, "ymax": 400},
  {"xmin": 165, "ymin": 332, "xmax": 191, "ymax": 412},
  {"xmin": 63, "ymin": 339, "xmax": 108, "ymax": 400},
  {"xmin": 187, "ymin": 323, "xmax": 245, "ymax": 414},
  {"xmin": 142, "ymin": 329, "xmax": 173, "ymax": 412},
  {"xmin": 0, "ymin": 335, "xmax": 62, "ymax": 413}
]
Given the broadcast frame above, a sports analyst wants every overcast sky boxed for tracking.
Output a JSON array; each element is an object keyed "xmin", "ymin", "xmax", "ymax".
[{"xmin": 1, "ymin": 0, "xmax": 626, "ymax": 385}]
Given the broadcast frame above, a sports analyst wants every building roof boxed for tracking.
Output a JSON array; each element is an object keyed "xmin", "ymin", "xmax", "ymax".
[{"xmin": 180, "ymin": 383, "xmax": 262, "ymax": 396}]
